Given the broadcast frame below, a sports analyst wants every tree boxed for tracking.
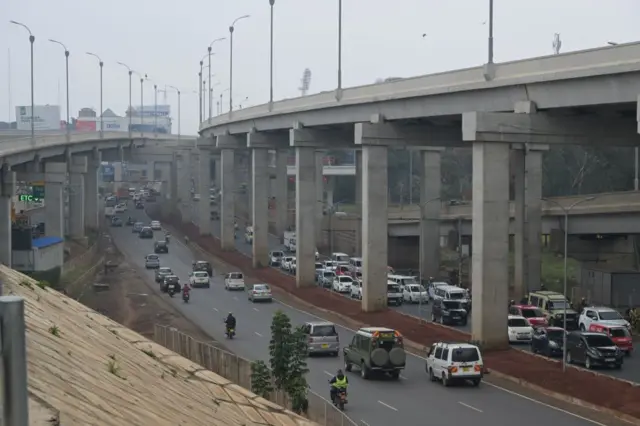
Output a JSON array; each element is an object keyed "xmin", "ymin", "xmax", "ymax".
[
  {"xmin": 269, "ymin": 310, "xmax": 293, "ymax": 390},
  {"xmin": 285, "ymin": 326, "xmax": 310, "ymax": 414},
  {"xmin": 250, "ymin": 360, "xmax": 273, "ymax": 399}
]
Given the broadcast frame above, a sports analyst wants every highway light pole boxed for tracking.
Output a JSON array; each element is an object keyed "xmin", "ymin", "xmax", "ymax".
[
  {"xmin": 10, "ymin": 21, "xmax": 35, "ymax": 142},
  {"xmin": 168, "ymin": 85, "xmax": 181, "ymax": 141},
  {"xmin": 132, "ymin": 71, "xmax": 144, "ymax": 136},
  {"xmin": 229, "ymin": 14, "xmax": 250, "ymax": 114},
  {"xmin": 336, "ymin": 0, "xmax": 343, "ymax": 100},
  {"xmin": 208, "ymin": 37, "xmax": 225, "ymax": 122},
  {"xmin": 116, "ymin": 62, "xmax": 134, "ymax": 137},
  {"xmin": 49, "ymin": 39, "xmax": 70, "ymax": 138},
  {"xmin": 269, "ymin": 0, "xmax": 275, "ymax": 109},
  {"xmin": 86, "ymin": 52, "xmax": 103, "ymax": 138},
  {"xmin": 487, "ymin": 0, "xmax": 494, "ymax": 64},
  {"xmin": 544, "ymin": 196, "xmax": 596, "ymax": 372}
]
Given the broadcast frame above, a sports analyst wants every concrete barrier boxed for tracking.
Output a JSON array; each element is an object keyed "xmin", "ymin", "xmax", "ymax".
[{"xmin": 154, "ymin": 324, "xmax": 358, "ymax": 426}]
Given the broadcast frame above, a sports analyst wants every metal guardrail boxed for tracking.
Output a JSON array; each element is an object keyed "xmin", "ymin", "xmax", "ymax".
[{"xmin": 154, "ymin": 324, "xmax": 358, "ymax": 426}]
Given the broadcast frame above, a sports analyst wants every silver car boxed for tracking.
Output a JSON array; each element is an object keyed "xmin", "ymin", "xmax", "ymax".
[
  {"xmin": 302, "ymin": 321, "xmax": 340, "ymax": 356},
  {"xmin": 145, "ymin": 254, "xmax": 160, "ymax": 269},
  {"xmin": 248, "ymin": 284, "xmax": 272, "ymax": 303}
]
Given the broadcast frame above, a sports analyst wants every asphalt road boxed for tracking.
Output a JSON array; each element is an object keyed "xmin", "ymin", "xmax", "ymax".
[
  {"xmin": 108, "ymin": 209, "xmax": 617, "ymax": 426},
  {"xmin": 205, "ymin": 217, "xmax": 640, "ymax": 385}
]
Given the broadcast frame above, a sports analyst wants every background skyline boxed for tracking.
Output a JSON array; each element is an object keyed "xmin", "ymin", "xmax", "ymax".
[{"xmin": 2, "ymin": 0, "xmax": 639, "ymax": 134}]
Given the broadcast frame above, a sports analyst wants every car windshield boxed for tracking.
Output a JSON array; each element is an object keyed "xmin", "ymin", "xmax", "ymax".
[
  {"xmin": 310, "ymin": 325, "xmax": 337, "ymax": 336},
  {"xmin": 407, "ymin": 285, "xmax": 425, "ymax": 292},
  {"xmin": 508, "ymin": 318, "xmax": 529, "ymax": 327},
  {"xmin": 315, "ymin": 263, "xmax": 323, "ymax": 269},
  {"xmin": 229, "ymin": 273, "xmax": 243, "ymax": 280},
  {"xmin": 325, "ymin": 261, "xmax": 335, "ymax": 267},
  {"xmin": 443, "ymin": 301, "xmax": 462, "ymax": 310},
  {"xmin": 166, "ymin": 276, "xmax": 178, "ymax": 282},
  {"xmin": 599, "ymin": 311, "xmax": 623, "ymax": 320},
  {"xmin": 448, "ymin": 292, "xmax": 465, "ymax": 300},
  {"xmin": 451, "ymin": 348, "xmax": 480, "ymax": 362},
  {"xmin": 254, "ymin": 284, "xmax": 270, "ymax": 291},
  {"xmin": 609, "ymin": 328, "xmax": 630, "ymax": 338},
  {"xmin": 272, "ymin": 251, "xmax": 284, "ymax": 258},
  {"xmin": 159, "ymin": 268, "xmax": 171, "ymax": 273},
  {"xmin": 339, "ymin": 276, "xmax": 353, "ymax": 282},
  {"xmin": 387, "ymin": 284, "xmax": 401, "ymax": 293},
  {"xmin": 547, "ymin": 329, "xmax": 565, "ymax": 340},
  {"xmin": 323, "ymin": 271, "xmax": 335, "ymax": 277},
  {"xmin": 156, "ymin": 241, "xmax": 166, "ymax": 246},
  {"xmin": 585, "ymin": 334, "xmax": 615, "ymax": 347},
  {"xmin": 194, "ymin": 272, "xmax": 208, "ymax": 278},
  {"xmin": 147, "ymin": 255, "xmax": 158, "ymax": 260},
  {"xmin": 548, "ymin": 300, "xmax": 570, "ymax": 309},
  {"xmin": 520, "ymin": 308, "xmax": 544, "ymax": 318}
]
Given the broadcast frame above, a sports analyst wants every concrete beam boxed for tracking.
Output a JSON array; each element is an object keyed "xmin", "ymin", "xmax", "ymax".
[
  {"xmin": 354, "ymin": 120, "xmax": 462, "ymax": 147},
  {"xmin": 289, "ymin": 123, "xmax": 354, "ymax": 148},
  {"xmin": 216, "ymin": 133, "xmax": 245, "ymax": 149},
  {"xmin": 69, "ymin": 156, "xmax": 88, "ymax": 174},
  {"xmin": 246, "ymin": 129, "xmax": 288, "ymax": 149},
  {"xmin": 463, "ymin": 111, "xmax": 640, "ymax": 146}
]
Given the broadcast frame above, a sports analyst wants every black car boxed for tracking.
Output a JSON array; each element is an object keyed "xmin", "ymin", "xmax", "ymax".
[
  {"xmin": 126, "ymin": 217, "xmax": 135, "ymax": 226},
  {"xmin": 193, "ymin": 260, "xmax": 212, "ymax": 276},
  {"xmin": 531, "ymin": 327, "xmax": 566, "ymax": 357},
  {"xmin": 110, "ymin": 217, "xmax": 123, "ymax": 227},
  {"xmin": 139, "ymin": 227, "xmax": 154, "ymax": 238},
  {"xmin": 146, "ymin": 195, "xmax": 156, "ymax": 202},
  {"xmin": 431, "ymin": 299, "xmax": 468, "ymax": 326},
  {"xmin": 132, "ymin": 222, "xmax": 144, "ymax": 233},
  {"xmin": 566, "ymin": 331, "xmax": 623, "ymax": 369},
  {"xmin": 155, "ymin": 267, "xmax": 172, "ymax": 283},
  {"xmin": 135, "ymin": 202, "xmax": 145, "ymax": 210},
  {"xmin": 154, "ymin": 240, "xmax": 169, "ymax": 254},
  {"xmin": 161, "ymin": 275, "xmax": 181, "ymax": 293}
]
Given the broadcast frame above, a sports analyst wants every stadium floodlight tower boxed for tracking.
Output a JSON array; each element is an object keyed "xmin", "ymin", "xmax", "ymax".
[{"xmin": 299, "ymin": 68, "xmax": 312, "ymax": 97}]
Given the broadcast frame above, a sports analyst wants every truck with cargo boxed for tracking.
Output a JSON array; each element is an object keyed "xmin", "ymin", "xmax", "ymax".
[{"xmin": 284, "ymin": 231, "xmax": 296, "ymax": 252}]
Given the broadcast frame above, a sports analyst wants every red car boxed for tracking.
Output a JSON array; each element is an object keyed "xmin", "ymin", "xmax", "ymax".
[
  {"xmin": 509, "ymin": 305, "xmax": 548, "ymax": 328},
  {"xmin": 588, "ymin": 323, "xmax": 633, "ymax": 355}
]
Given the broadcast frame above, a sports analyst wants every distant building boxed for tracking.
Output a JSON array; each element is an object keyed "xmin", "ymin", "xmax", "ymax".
[{"xmin": 75, "ymin": 106, "xmax": 172, "ymax": 133}]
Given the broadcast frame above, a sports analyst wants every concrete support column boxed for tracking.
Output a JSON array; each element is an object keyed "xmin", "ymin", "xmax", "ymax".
[
  {"xmin": 314, "ymin": 151, "xmax": 324, "ymax": 243},
  {"xmin": 361, "ymin": 145, "xmax": 389, "ymax": 312},
  {"xmin": 274, "ymin": 150, "xmax": 288, "ymax": 241},
  {"xmin": 147, "ymin": 161, "xmax": 155, "ymax": 181},
  {"xmin": 198, "ymin": 151, "xmax": 212, "ymax": 235},
  {"xmin": 247, "ymin": 153, "xmax": 253, "ymax": 221},
  {"xmin": 252, "ymin": 148, "xmax": 270, "ymax": 267},
  {"xmin": 214, "ymin": 155, "xmax": 221, "ymax": 189},
  {"xmin": 326, "ymin": 176, "xmax": 335, "ymax": 209},
  {"xmin": 295, "ymin": 147, "xmax": 317, "ymax": 287},
  {"xmin": 471, "ymin": 142, "xmax": 510, "ymax": 350},
  {"xmin": 355, "ymin": 150, "xmax": 362, "ymax": 255},
  {"xmin": 419, "ymin": 148, "xmax": 442, "ymax": 281},
  {"xmin": 0, "ymin": 167, "xmax": 16, "ymax": 266},
  {"xmin": 84, "ymin": 152, "xmax": 100, "ymax": 231},
  {"xmin": 512, "ymin": 149, "xmax": 526, "ymax": 301},
  {"xmin": 169, "ymin": 153, "xmax": 178, "ymax": 205},
  {"xmin": 177, "ymin": 150, "xmax": 192, "ymax": 224},
  {"xmin": 525, "ymin": 149, "xmax": 543, "ymax": 293},
  {"xmin": 220, "ymin": 148, "xmax": 236, "ymax": 250},
  {"xmin": 69, "ymin": 156, "xmax": 87, "ymax": 240},
  {"xmin": 44, "ymin": 162, "xmax": 67, "ymax": 239}
]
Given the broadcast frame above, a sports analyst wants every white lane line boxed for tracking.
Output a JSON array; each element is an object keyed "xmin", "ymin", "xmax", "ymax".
[
  {"xmin": 272, "ymin": 297, "xmax": 611, "ymax": 425},
  {"xmin": 212, "ymin": 307, "xmax": 218, "ymax": 312},
  {"xmin": 399, "ymin": 374, "xmax": 408, "ymax": 380},
  {"xmin": 458, "ymin": 402, "xmax": 483, "ymax": 413},
  {"xmin": 254, "ymin": 332, "xmax": 263, "ymax": 337},
  {"xmin": 360, "ymin": 421, "xmax": 371, "ymax": 426},
  {"xmin": 323, "ymin": 371, "xmax": 333, "ymax": 377},
  {"xmin": 253, "ymin": 307, "xmax": 259, "ymax": 312},
  {"xmin": 377, "ymin": 400, "xmax": 398, "ymax": 411}
]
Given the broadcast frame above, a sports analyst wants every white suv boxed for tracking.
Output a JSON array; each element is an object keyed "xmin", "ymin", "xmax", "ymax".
[
  {"xmin": 426, "ymin": 342, "xmax": 483, "ymax": 387},
  {"xmin": 189, "ymin": 271, "xmax": 210, "ymax": 288},
  {"xmin": 224, "ymin": 272, "xmax": 245, "ymax": 290},
  {"xmin": 579, "ymin": 306, "xmax": 631, "ymax": 331}
]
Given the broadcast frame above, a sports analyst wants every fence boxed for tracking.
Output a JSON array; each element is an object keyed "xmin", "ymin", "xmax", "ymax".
[{"xmin": 153, "ymin": 325, "xmax": 358, "ymax": 426}]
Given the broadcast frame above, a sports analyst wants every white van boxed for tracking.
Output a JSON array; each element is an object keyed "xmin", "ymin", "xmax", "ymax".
[
  {"xmin": 388, "ymin": 275, "xmax": 419, "ymax": 291},
  {"xmin": 331, "ymin": 252, "xmax": 350, "ymax": 263},
  {"xmin": 432, "ymin": 284, "xmax": 471, "ymax": 311},
  {"xmin": 348, "ymin": 257, "xmax": 362, "ymax": 275}
]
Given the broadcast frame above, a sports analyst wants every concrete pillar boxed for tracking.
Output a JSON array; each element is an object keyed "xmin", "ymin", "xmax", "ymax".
[
  {"xmin": 198, "ymin": 152, "xmax": 212, "ymax": 235},
  {"xmin": 525, "ymin": 149, "xmax": 543, "ymax": 293},
  {"xmin": 252, "ymin": 148, "xmax": 270, "ymax": 267},
  {"xmin": 84, "ymin": 152, "xmax": 100, "ymax": 231},
  {"xmin": 177, "ymin": 150, "xmax": 192, "ymax": 224},
  {"xmin": 315, "ymin": 151, "xmax": 324, "ymax": 243},
  {"xmin": 512, "ymin": 149, "xmax": 526, "ymax": 301},
  {"xmin": 69, "ymin": 156, "xmax": 87, "ymax": 239},
  {"xmin": 170, "ymin": 153, "xmax": 178, "ymax": 206},
  {"xmin": 275, "ymin": 150, "xmax": 288, "ymax": 241},
  {"xmin": 214, "ymin": 155, "xmax": 221, "ymax": 189},
  {"xmin": 419, "ymin": 148, "xmax": 442, "ymax": 281},
  {"xmin": 247, "ymin": 153, "xmax": 253, "ymax": 221},
  {"xmin": 295, "ymin": 147, "xmax": 317, "ymax": 287},
  {"xmin": 355, "ymin": 150, "xmax": 362, "ymax": 255},
  {"xmin": 147, "ymin": 161, "xmax": 155, "ymax": 181},
  {"xmin": 44, "ymin": 162, "xmax": 66, "ymax": 239},
  {"xmin": 220, "ymin": 148, "xmax": 236, "ymax": 250},
  {"xmin": 326, "ymin": 176, "xmax": 335, "ymax": 209},
  {"xmin": 361, "ymin": 145, "xmax": 388, "ymax": 311},
  {"xmin": 471, "ymin": 142, "xmax": 510, "ymax": 350},
  {"xmin": 0, "ymin": 167, "xmax": 16, "ymax": 266}
]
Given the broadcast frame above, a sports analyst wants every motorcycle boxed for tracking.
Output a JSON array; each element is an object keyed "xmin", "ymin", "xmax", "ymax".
[
  {"xmin": 331, "ymin": 387, "xmax": 347, "ymax": 411},
  {"xmin": 225, "ymin": 327, "xmax": 235, "ymax": 339},
  {"xmin": 183, "ymin": 291, "xmax": 190, "ymax": 303},
  {"xmin": 167, "ymin": 283, "xmax": 177, "ymax": 298},
  {"xmin": 165, "ymin": 234, "xmax": 171, "ymax": 244}
]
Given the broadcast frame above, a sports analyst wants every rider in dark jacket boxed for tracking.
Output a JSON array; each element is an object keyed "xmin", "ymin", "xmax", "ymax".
[{"xmin": 225, "ymin": 313, "xmax": 236, "ymax": 330}]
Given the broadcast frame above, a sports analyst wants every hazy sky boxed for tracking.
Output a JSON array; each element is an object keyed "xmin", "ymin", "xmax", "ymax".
[{"xmin": 2, "ymin": 0, "xmax": 639, "ymax": 134}]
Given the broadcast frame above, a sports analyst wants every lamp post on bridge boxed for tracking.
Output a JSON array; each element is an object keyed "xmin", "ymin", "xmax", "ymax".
[
  {"xmin": 167, "ymin": 85, "xmax": 181, "ymax": 142},
  {"xmin": 336, "ymin": 0, "xmax": 343, "ymax": 100},
  {"xmin": 116, "ymin": 62, "xmax": 134, "ymax": 138},
  {"xmin": 228, "ymin": 14, "xmax": 251, "ymax": 115},
  {"xmin": 268, "ymin": 0, "xmax": 275, "ymax": 109},
  {"xmin": 543, "ymin": 196, "xmax": 597, "ymax": 372},
  {"xmin": 86, "ymin": 52, "xmax": 104, "ymax": 138},
  {"xmin": 10, "ymin": 21, "xmax": 35, "ymax": 143},
  {"xmin": 207, "ymin": 37, "xmax": 226, "ymax": 122},
  {"xmin": 48, "ymin": 39, "xmax": 70, "ymax": 139}
]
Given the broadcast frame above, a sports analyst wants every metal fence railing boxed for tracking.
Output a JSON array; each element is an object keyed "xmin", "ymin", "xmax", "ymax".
[{"xmin": 153, "ymin": 324, "xmax": 358, "ymax": 426}]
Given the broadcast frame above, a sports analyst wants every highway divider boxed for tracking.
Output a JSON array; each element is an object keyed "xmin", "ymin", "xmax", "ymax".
[{"xmin": 154, "ymin": 324, "xmax": 358, "ymax": 426}]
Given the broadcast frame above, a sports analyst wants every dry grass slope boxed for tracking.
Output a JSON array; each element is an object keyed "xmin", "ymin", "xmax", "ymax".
[{"xmin": 0, "ymin": 265, "xmax": 318, "ymax": 426}]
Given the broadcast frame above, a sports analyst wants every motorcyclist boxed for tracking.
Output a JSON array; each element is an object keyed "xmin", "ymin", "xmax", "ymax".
[
  {"xmin": 329, "ymin": 369, "xmax": 348, "ymax": 402},
  {"xmin": 184, "ymin": 235, "xmax": 189, "ymax": 245},
  {"xmin": 182, "ymin": 283, "xmax": 191, "ymax": 298},
  {"xmin": 224, "ymin": 312, "xmax": 236, "ymax": 332}
]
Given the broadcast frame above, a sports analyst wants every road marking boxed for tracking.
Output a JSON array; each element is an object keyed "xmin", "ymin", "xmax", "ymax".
[
  {"xmin": 458, "ymin": 402, "xmax": 482, "ymax": 413},
  {"xmin": 253, "ymin": 307, "xmax": 259, "ymax": 312},
  {"xmin": 212, "ymin": 307, "xmax": 218, "ymax": 312},
  {"xmin": 323, "ymin": 371, "xmax": 333, "ymax": 377},
  {"xmin": 377, "ymin": 400, "xmax": 398, "ymax": 411},
  {"xmin": 254, "ymin": 332, "xmax": 263, "ymax": 337},
  {"xmin": 399, "ymin": 374, "xmax": 408, "ymax": 380},
  {"xmin": 360, "ymin": 421, "xmax": 371, "ymax": 426}
]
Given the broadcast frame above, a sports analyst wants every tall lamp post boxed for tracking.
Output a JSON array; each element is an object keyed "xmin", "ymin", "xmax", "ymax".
[
  {"xmin": 269, "ymin": 0, "xmax": 275, "ymax": 109},
  {"xmin": 219, "ymin": 88, "xmax": 230, "ymax": 115},
  {"xmin": 168, "ymin": 85, "xmax": 181, "ymax": 141},
  {"xmin": 48, "ymin": 39, "xmax": 70, "ymax": 138},
  {"xmin": 336, "ymin": 0, "xmax": 343, "ymax": 100},
  {"xmin": 86, "ymin": 52, "xmax": 104, "ymax": 137},
  {"xmin": 208, "ymin": 37, "xmax": 225, "ymax": 122},
  {"xmin": 487, "ymin": 0, "xmax": 494, "ymax": 64},
  {"xmin": 131, "ymin": 71, "xmax": 145, "ymax": 136},
  {"xmin": 228, "ymin": 14, "xmax": 251, "ymax": 114},
  {"xmin": 10, "ymin": 21, "xmax": 35, "ymax": 142},
  {"xmin": 116, "ymin": 62, "xmax": 134, "ymax": 137},
  {"xmin": 146, "ymin": 76, "xmax": 158, "ymax": 135},
  {"xmin": 543, "ymin": 196, "xmax": 596, "ymax": 372}
]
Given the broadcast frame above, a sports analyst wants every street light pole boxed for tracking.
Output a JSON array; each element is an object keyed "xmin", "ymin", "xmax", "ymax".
[
  {"xmin": 198, "ymin": 69, "xmax": 203, "ymax": 123},
  {"xmin": 153, "ymin": 84, "xmax": 158, "ymax": 135},
  {"xmin": 544, "ymin": 196, "xmax": 596, "ymax": 372},
  {"xmin": 49, "ymin": 39, "xmax": 70, "ymax": 138},
  {"xmin": 86, "ymin": 52, "xmax": 104, "ymax": 137},
  {"xmin": 336, "ymin": 0, "xmax": 343, "ymax": 100},
  {"xmin": 117, "ymin": 62, "xmax": 134, "ymax": 137},
  {"xmin": 229, "ymin": 14, "xmax": 251, "ymax": 114},
  {"xmin": 488, "ymin": 0, "xmax": 494, "ymax": 64},
  {"xmin": 208, "ymin": 37, "xmax": 225, "ymax": 122},
  {"xmin": 269, "ymin": 0, "xmax": 275, "ymax": 109},
  {"xmin": 168, "ymin": 85, "xmax": 181, "ymax": 141},
  {"xmin": 10, "ymin": 21, "xmax": 35, "ymax": 142}
]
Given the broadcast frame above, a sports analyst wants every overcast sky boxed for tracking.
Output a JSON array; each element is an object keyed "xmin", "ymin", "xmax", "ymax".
[{"xmin": 2, "ymin": 0, "xmax": 639, "ymax": 134}]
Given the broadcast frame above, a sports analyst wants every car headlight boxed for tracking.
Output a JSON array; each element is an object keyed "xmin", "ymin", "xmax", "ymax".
[
  {"xmin": 555, "ymin": 314, "xmax": 563, "ymax": 319},
  {"xmin": 548, "ymin": 341, "xmax": 558, "ymax": 348}
]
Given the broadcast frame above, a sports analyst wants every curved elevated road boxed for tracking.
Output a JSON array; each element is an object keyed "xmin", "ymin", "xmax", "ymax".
[{"xmin": 109, "ymin": 208, "xmax": 623, "ymax": 426}]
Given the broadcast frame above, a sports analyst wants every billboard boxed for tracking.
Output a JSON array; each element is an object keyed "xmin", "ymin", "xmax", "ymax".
[
  {"xmin": 15, "ymin": 105, "xmax": 61, "ymax": 131},
  {"xmin": 135, "ymin": 104, "xmax": 170, "ymax": 117},
  {"xmin": 75, "ymin": 119, "xmax": 97, "ymax": 131}
]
